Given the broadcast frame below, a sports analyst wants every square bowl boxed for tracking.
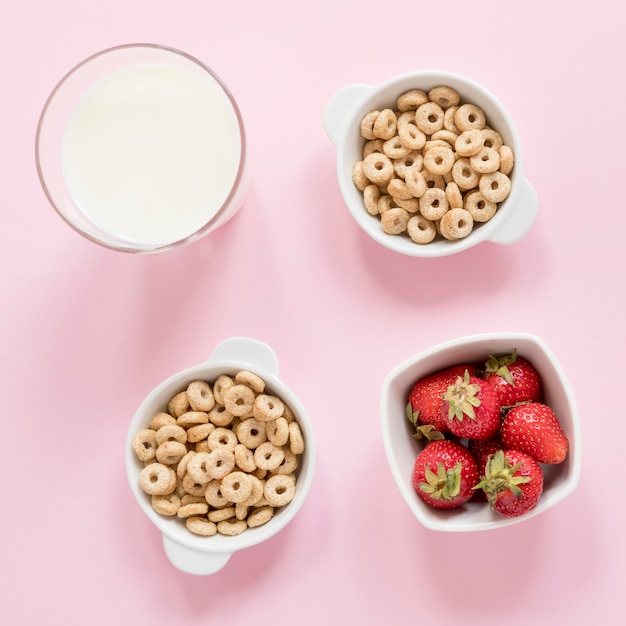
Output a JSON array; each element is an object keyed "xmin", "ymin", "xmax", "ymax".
[
  {"xmin": 324, "ymin": 71, "xmax": 538, "ymax": 257},
  {"xmin": 380, "ymin": 332, "xmax": 581, "ymax": 531},
  {"xmin": 125, "ymin": 337, "xmax": 316, "ymax": 574}
]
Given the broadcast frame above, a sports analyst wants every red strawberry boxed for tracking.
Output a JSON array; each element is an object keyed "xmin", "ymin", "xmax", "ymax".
[
  {"xmin": 408, "ymin": 364, "xmax": 477, "ymax": 436},
  {"xmin": 440, "ymin": 371, "xmax": 501, "ymax": 440},
  {"xmin": 475, "ymin": 449, "xmax": 544, "ymax": 518},
  {"xmin": 412, "ymin": 440, "xmax": 480, "ymax": 509},
  {"xmin": 500, "ymin": 402, "xmax": 569, "ymax": 464},
  {"xmin": 482, "ymin": 350, "xmax": 542, "ymax": 407}
]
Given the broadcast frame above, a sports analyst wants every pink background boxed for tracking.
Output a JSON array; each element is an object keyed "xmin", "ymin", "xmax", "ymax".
[{"xmin": 2, "ymin": 1, "xmax": 624, "ymax": 624}]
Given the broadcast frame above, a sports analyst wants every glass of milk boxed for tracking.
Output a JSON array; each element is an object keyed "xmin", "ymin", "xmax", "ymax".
[{"xmin": 36, "ymin": 44, "xmax": 248, "ymax": 253}]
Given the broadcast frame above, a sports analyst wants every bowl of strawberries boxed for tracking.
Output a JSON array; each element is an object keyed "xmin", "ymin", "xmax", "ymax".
[{"xmin": 380, "ymin": 332, "xmax": 581, "ymax": 531}]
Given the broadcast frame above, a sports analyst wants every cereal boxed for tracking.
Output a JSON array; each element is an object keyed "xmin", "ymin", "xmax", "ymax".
[
  {"xmin": 134, "ymin": 371, "xmax": 306, "ymax": 539},
  {"xmin": 186, "ymin": 380, "xmax": 215, "ymax": 412},
  {"xmin": 132, "ymin": 429, "xmax": 158, "ymax": 462},
  {"xmin": 355, "ymin": 85, "xmax": 515, "ymax": 243}
]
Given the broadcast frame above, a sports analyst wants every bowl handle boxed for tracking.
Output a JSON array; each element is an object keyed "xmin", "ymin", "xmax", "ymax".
[
  {"xmin": 207, "ymin": 336, "xmax": 280, "ymax": 376},
  {"xmin": 489, "ymin": 177, "xmax": 539, "ymax": 245},
  {"xmin": 324, "ymin": 83, "xmax": 373, "ymax": 145},
  {"xmin": 162, "ymin": 535, "xmax": 231, "ymax": 576}
]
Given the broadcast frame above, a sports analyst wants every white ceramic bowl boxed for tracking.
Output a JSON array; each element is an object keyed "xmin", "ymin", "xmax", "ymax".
[
  {"xmin": 36, "ymin": 44, "xmax": 249, "ymax": 253},
  {"xmin": 324, "ymin": 71, "xmax": 538, "ymax": 257},
  {"xmin": 126, "ymin": 337, "xmax": 316, "ymax": 574},
  {"xmin": 380, "ymin": 332, "xmax": 581, "ymax": 531}
]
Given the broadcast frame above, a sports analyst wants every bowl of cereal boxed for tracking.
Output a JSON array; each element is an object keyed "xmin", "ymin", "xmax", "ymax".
[
  {"xmin": 125, "ymin": 337, "xmax": 315, "ymax": 574},
  {"xmin": 380, "ymin": 332, "xmax": 581, "ymax": 531},
  {"xmin": 324, "ymin": 71, "xmax": 538, "ymax": 257}
]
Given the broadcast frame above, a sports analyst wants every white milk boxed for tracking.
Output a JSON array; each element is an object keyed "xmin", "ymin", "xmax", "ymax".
[{"xmin": 61, "ymin": 63, "xmax": 242, "ymax": 246}]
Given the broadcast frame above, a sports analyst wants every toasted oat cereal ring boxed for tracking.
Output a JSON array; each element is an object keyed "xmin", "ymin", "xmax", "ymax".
[
  {"xmin": 217, "ymin": 518, "xmax": 247, "ymax": 536},
  {"xmin": 470, "ymin": 146, "xmax": 500, "ymax": 173},
  {"xmin": 455, "ymin": 129, "xmax": 485, "ymax": 157},
  {"xmin": 288, "ymin": 421, "xmax": 305, "ymax": 455},
  {"xmin": 266, "ymin": 417, "xmax": 289, "ymax": 447},
  {"xmin": 156, "ymin": 424, "xmax": 187, "ymax": 446},
  {"xmin": 428, "ymin": 85, "xmax": 460, "ymax": 109},
  {"xmin": 241, "ymin": 475, "xmax": 265, "ymax": 506},
  {"xmin": 151, "ymin": 493, "xmax": 181, "ymax": 516},
  {"xmin": 362, "ymin": 138, "xmax": 384, "ymax": 158},
  {"xmin": 465, "ymin": 190, "xmax": 498, "ymax": 222},
  {"xmin": 499, "ymin": 145, "xmax": 515, "ymax": 175},
  {"xmin": 282, "ymin": 404, "xmax": 295, "ymax": 424},
  {"xmin": 247, "ymin": 506, "xmax": 274, "ymax": 528},
  {"xmin": 454, "ymin": 103, "xmax": 486, "ymax": 132},
  {"xmin": 423, "ymin": 139, "xmax": 453, "ymax": 153},
  {"xmin": 139, "ymin": 463, "xmax": 177, "ymax": 496},
  {"xmin": 182, "ymin": 472, "xmax": 208, "ymax": 496},
  {"xmin": 186, "ymin": 452, "xmax": 214, "ymax": 484},
  {"xmin": 221, "ymin": 471, "xmax": 254, "ymax": 503},
  {"xmin": 407, "ymin": 214, "xmax": 437, "ymax": 244},
  {"xmin": 404, "ymin": 168, "xmax": 426, "ymax": 198},
  {"xmin": 207, "ymin": 427, "xmax": 238, "ymax": 453},
  {"xmin": 236, "ymin": 418, "xmax": 267, "ymax": 449},
  {"xmin": 452, "ymin": 158, "xmax": 480, "ymax": 191},
  {"xmin": 272, "ymin": 448, "xmax": 299, "ymax": 475},
  {"xmin": 181, "ymin": 494, "xmax": 206, "ymax": 506},
  {"xmin": 444, "ymin": 106, "xmax": 460, "ymax": 133},
  {"xmin": 397, "ymin": 89, "xmax": 429, "ymax": 111},
  {"xmin": 207, "ymin": 404, "xmax": 234, "ymax": 427},
  {"xmin": 397, "ymin": 117, "xmax": 427, "ymax": 151},
  {"xmin": 387, "ymin": 178, "xmax": 414, "ymax": 201},
  {"xmin": 167, "ymin": 391, "xmax": 190, "ymax": 418},
  {"xmin": 360, "ymin": 110, "xmax": 380, "ymax": 140},
  {"xmin": 423, "ymin": 145, "xmax": 455, "ymax": 176},
  {"xmin": 234, "ymin": 443, "xmax": 257, "ymax": 473},
  {"xmin": 186, "ymin": 422, "xmax": 215, "ymax": 443},
  {"xmin": 382, "ymin": 136, "xmax": 411, "ymax": 160},
  {"xmin": 186, "ymin": 516, "xmax": 217, "ymax": 537},
  {"xmin": 176, "ymin": 450, "xmax": 196, "ymax": 479},
  {"xmin": 235, "ymin": 370, "xmax": 266, "ymax": 394},
  {"xmin": 205, "ymin": 448, "xmax": 236, "ymax": 480},
  {"xmin": 213, "ymin": 374, "xmax": 234, "ymax": 405},
  {"xmin": 445, "ymin": 181, "xmax": 464, "ymax": 209},
  {"xmin": 479, "ymin": 171, "xmax": 511, "ymax": 203},
  {"xmin": 185, "ymin": 380, "xmax": 215, "ymax": 412},
  {"xmin": 440, "ymin": 208, "xmax": 474, "ymax": 240},
  {"xmin": 421, "ymin": 170, "xmax": 446, "ymax": 191},
  {"xmin": 223, "ymin": 384, "xmax": 256, "ymax": 418},
  {"xmin": 352, "ymin": 161, "xmax": 369, "ymax": 192},
  {"xmin": 381, "ymin": 207, "xmax": 410, "ymax": 234},
  {"xmin": 363, "ymin": 152, "xmax": 394, "ymax": 186},
  {"xmin": 254, "ymin": 441, "xmax": 286, "ymax": 471},
  {"xmin": 393, "ymin": 197, "xmax": 420, "ymax": 213},
  {"xmin": 156, "ymin": 440, "xmax": 187, "ymax": 466},
  {"xmin": 132, "ymin": 429, "xmax": 158, "ymax": 462},
  {"xmin": 252, "ymin": 394, "xmax": 284, "ymax": 422},
  {"xmin": 235, "ymin": 503, "xmax": 249, "ymax": 521},
  {"xmin": 177, "ymin": 411, "xmax": 209, "ymax": 428},
  {"xmin": 363, "ymin": 184, "xmax": 381, "ymax": 216},
  {"xmin": 177, "ymin": 502, "xmax": 209, "ymax": 519},
  {"xmin": 149, "ymin": 412, "xmax": 176, "ymax": 430},
  {"xmin": 209, "ymin": 506, "xmax": 236, "ymax": 523},
  {"xmin": 482, "ymin": 128, "xmax": 503, "ymax": 150},
  {"xmin": 264, "ymin": 474, "xmax": 296, "ymax": 507},
  {"xmin": 415, "ymin": 102, "xmax": 445, "ymax": 135},
  {"xmin": 393, "ymin": 151, "xmax": 423, "ymax": 179},
  {"xmin": 377, "ymin": 194, "xmax": 398, "ymax": 215},
  {"xmin": 205, "ymin": 479, "xmax": 230, "ymax": 508},
  {"xmin": 431, "ymin": 129, "xmax": 459, "ymax": 147},
  {"xmin": 418, "ymin": 187, "xmax": 449, "ymax": 221},
  {"xmin": 373, "ymin": 108, "xmax": 397, "ymax": 140}
]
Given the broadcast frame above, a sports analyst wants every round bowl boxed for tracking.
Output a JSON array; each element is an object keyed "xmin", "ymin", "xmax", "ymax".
[
  {"xmin": 125, "ymin": 337, "xmax": 316, "ymax": 574},
  {"xmin": 380, "ymin": 332, "xmax": 581, "ymax": 531},
  {"xmin": 36, "ymin": 43, "xmax": 248, "ymax": 253},
  {"xmin": 324, "ymin": 70, "xmax": 538, "ymax": 257}
]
